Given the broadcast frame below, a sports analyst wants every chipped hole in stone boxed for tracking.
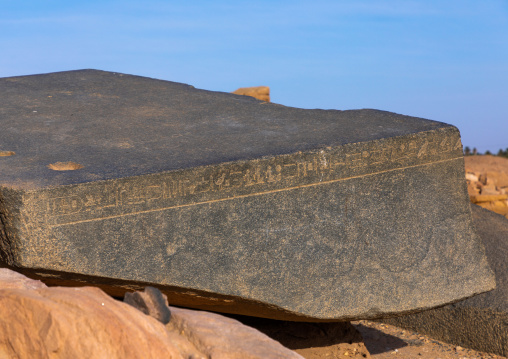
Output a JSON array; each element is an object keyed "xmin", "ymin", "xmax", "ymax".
[
  {"xmin": 0, "ymin": 151, "xmax": 15, "ymax": 157},
  {"xmin": 47, "ymin": 162, "xmax": 84, "ymax": 171}
]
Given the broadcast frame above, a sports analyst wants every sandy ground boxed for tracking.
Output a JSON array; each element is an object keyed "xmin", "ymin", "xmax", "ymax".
[
  {"xmin": 464, "ymin": 155, "xmax": 508, "ymax": 174},
  {"xmin": 233, "ymin": 315, "xmax": 506, "ymax": 359},
  {"xmin": 352, "ymin": 320, "xmax": 506, "ymax": 359}
]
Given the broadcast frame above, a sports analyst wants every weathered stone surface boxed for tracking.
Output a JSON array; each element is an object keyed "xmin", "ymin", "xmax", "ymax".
[
  {"xmin": 0, "ymin": 266, "xmax": 47, "ymax": 290},
  {"xmin": 124, "ymin": 286, "xmax": 172, "ymax": 324},
  {"xmin": 232, "ymin": 85, "xmax": 270, "ymax": 101},
  {"xmin": 381, "ymin": 204, "xmax": 508, "ymax": 357},
  {"xmin": 486, "ymin": 171, "xmax": 508, "ymax": 188},
  {"xmin": 0, "ymin": 268, "xmax": 304, "ymax": 359},
  {"xmin": 168, "ymin": 307, "xmax": 305, "ymax": 359},
  {"xmin": 0, "ymin": 69, "xmax": 494, "ymax": 320}
]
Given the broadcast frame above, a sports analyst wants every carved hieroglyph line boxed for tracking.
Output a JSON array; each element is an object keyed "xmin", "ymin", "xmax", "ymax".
[{"xmin": 49, "ymin": 156, "xmax": 462, "ymax": 228}]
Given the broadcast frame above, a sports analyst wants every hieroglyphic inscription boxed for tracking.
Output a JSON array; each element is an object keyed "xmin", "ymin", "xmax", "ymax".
[{"xmin": 44, "ymin": 130, "xmax": 463, "ymax": 225}]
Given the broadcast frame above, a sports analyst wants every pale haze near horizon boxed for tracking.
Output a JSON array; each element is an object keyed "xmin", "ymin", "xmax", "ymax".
[{"xmin": 1, "ymin": 0, "xmax": 507, "ymax": 153}]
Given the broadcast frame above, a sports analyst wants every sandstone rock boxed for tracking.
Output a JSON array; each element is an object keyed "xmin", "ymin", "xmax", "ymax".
[
  {"xmin": 478, "ymin": 173, "xmax": 488, "ymax": 185},
  {"xmin": 466, "ymin": 181, "xmax": 479, "ymax": 196},
  {"xmin": 0, "ymin": 271, "xmax": 187, "ymax": 358},
  {"xmin": 232, "ymin": 85, "xmax": 270, "ymax": 101},
  {"xmin": 0, "ymin": 268, "xmax": 304, "ymax": 359},
  {"xmin": 465, "ymin": 172, "xmax": 479, "ymax": 183},
  {"xmin": 480, "ymin": 184, "xmax": 500, "ymax": 195},
  {"xmin": 486, "ymin": 171, "xmax": 508, "ymax": 188},
  {"xmin": 0, "ymin": 267, "xmax": 46, "ymax": 290},
  {"xmin": 168, "ymin": 307, "xmax": 305, "ymax": 359}
]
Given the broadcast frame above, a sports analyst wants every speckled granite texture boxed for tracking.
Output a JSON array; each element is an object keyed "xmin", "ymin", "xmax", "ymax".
[{"xmin": 0, "ymin": 70, "xmax": 494, "ymax": 320}]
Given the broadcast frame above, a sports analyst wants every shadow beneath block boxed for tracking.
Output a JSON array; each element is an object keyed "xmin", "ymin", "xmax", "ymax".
[
  {"xmin": 353, "ymin": 323, "xmax": 408, "ymax": 355},
  {"xmin": 228, "ymin": 314, "xmax": 371, "ymax": 357}
]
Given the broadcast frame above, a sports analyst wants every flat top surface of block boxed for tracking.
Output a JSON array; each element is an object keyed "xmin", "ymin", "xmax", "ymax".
[{"xmin": 0, "ymin": 69, "xmax": 450, "ymax": 190}]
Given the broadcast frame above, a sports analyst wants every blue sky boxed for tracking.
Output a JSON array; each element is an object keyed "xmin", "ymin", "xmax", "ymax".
[{"xmin": 1, "ymin": 0, "xmax": 507, "ymax": 152}]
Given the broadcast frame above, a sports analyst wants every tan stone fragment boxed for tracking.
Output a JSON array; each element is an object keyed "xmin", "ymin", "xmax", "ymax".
[
  {"xmin": 465, "ymin": 172, "xmax": 479, "ymax": 183},
  {"xmin": 232, "ymin": 86, "xmax": 270, "ymax": 101},
  {"xmin": 481, "ymin": 185, "xmax": 501, "ymax": 195},
  {"xmin": 467, "ymin": 181, "xmax": 480, "ymax": 196},
  {"xmin": 486, "ymin": 171, "xmax": 508, "ymax": 188}
]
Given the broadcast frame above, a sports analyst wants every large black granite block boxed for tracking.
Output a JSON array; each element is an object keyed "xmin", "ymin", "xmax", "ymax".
[{"xmin": 0, "ymin": 70, "xmax": 494, "ymax": 320}]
